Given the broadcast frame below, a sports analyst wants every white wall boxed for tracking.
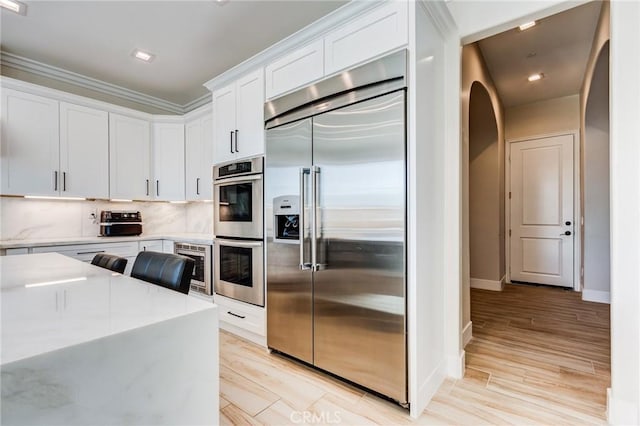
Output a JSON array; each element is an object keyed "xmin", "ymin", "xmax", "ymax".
[
  {"xmin": 469, "ymin": 82, "xmax": 501, "ymax": 282},
  {"xmin": 608, "ymin": 1, "xmax": 640, "ymax": 423},
  {"xmin": 583, "ymin": 43, "xmax": 610, "ymax": 301},
  {"xmin": 0, "ymin": 198, "xmax": 213, "ymax": 240},
  {"xmin": 407, "ymin": 1, "xmax": 449, "ymax": 416},
  {"xmin": 505, "ymin": 95, "xmax": 580, "ymax": 141},
  {"xmin": 580, "ymin": 1, "xmax": 610, "ymax": 304}
]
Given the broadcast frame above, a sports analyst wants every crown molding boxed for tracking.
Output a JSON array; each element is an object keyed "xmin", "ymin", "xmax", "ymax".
[
  {"xmin": 0, "ymin": 51, "xmax": 205, "ymax": 115},
  {"xmin": 183, "ymin": 92, "xmax": 212, "ymax": 113},
  {"xmin": 203, "ymin": 0, "xmax": 384, "ymax": 92}
]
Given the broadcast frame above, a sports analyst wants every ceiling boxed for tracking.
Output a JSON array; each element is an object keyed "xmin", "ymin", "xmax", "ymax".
[
  {"xmin": 477, "ymin": 1, "xmax": 602, "ymax": 108},
  {"xmin": 0, "ymin": 1, "xmax": 347, "ymax": 107}
]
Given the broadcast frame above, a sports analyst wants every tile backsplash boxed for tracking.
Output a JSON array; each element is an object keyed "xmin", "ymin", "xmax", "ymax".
[{"xmin": 0, "ymin": 198, "xmax": 213, "ymax": 240}]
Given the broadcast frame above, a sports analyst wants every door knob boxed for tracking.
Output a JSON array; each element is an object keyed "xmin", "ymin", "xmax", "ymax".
[
  {"xmin": 565, "ymin": 221, "xmax": 571, "ymax": 226},
  {"xmin": 561, "ymin": 231, "xmax": 572, "ymax": 236}
]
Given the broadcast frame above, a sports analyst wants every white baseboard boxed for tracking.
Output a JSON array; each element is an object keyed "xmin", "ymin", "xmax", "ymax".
[
  {"xmin": 470, "ymin": 276, "xmax": 505, "ymax": 291},
  {"xmin": 462, "ymin": 321, "xmax": 473, "ymax": 347},
  {"xmin": 411, "ymin": 361, "xmax": 446, "ymax": 418},
  {"xmin": 607, "ymin": 387, "xmax": 639, "ymax": 425},
  {"xmin": 582, "ymin": 289, "xmax": 611, "ymax": 304}
]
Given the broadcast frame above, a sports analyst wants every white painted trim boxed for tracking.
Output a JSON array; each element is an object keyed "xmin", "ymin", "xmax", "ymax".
[
  {"xmin": 183, "ymin": 103, "xmax": 212, "ymax": 121},
  {"xmin": 582, "ymin": 289, "xmax": 610, "ymax": 304},
  {"xmin": 462, "ymin": 321, "xmax": 473, "ymax": 347},
  {"xmin": 411, "ymin": 361, "xmax": 447, "ymax": 418},
  {"xmin": 505, "ymin": 130, "xmax": 581, "ymax": 292},
  {"xmin": 1, "ymin": 51, "xmax": 186, "ymax": 114},
  {"xmin": 607, "ymin": 388, "xmax": 639, "ymax": 425},
  {"xmin": 183, "ymin": 93, "xmax": 211, "ymax": 113},
  {"xmin": 470, "ymin": 277, "xmax": 504, "ymax": 291},
  {"xmin": 203, "ymin": 1, "xmax": 381, "ymax": 91},
  {"xmin": 1, "ymin": 75, "xmax": 154, "ymax": 120}
]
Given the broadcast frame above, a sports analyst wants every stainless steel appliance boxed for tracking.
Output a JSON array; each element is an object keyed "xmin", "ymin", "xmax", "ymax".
[
  {"xmin": 264, "ymin": 50, "xmax": 407, "ymax": 405},
  {"xmin": 213, "ymin": 157, "xmax": 264, "ymax": 240},
  {"xmin": 213, "ymin": 238, "xmax": 264, "ymax": 306},
  {"xmin": 99, "ymin": 211, "xmax": 142, "ymax": 236},
  {"xmin": 174, "ymin": 242, "xmax": 212, "ymax": 296}
]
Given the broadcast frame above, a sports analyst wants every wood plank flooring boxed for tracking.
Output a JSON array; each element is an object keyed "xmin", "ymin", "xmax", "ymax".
[{"xmin": 219, "ymin": 283, "xmax": 610, "ymax": 425}]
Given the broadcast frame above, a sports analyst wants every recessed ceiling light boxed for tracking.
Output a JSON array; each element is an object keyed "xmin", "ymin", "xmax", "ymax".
[
  {"xmin": 519, "ymin": 21, "xmax": 536, "ymax": 31},
  {"xmin": 132, "ymin": 49, "xmax": 155, "ymax": 63},
  {"xmin": 528, "ymin": 73, "xmax": 544, "ymax": 82},
  {"xmin": 0, "ymin": 0, "xmax": 26, "ymax": 15}
]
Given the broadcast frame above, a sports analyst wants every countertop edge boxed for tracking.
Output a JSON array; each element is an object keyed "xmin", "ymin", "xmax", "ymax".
[{"xmin": 0, "ymin": 234, "xmax": 215, "ymax": 250}]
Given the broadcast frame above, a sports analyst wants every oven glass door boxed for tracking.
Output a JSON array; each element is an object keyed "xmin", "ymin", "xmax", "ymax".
[
  {"xmin": 214, "ymin": 239, "xmax": 264, "ymax": 306},
  {"xmin": 179, "ymin": 252, "xmax": 205, "ymax": 283},
  {"xmin": 214, "ymin": 175, "xmax": 263, "ymax": 239}
]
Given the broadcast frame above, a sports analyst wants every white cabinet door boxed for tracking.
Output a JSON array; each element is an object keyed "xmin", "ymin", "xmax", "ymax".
[
  {"xmin": 139, "ymin": 240, "xmax": 164, "ymax": 253},
  {"xmin": 201, "ymin": 114, "xmax": 214, "ymax": 199},
  {"xmin": 212, "ymin": 85, "xmax": 236, "ymax": 164},
  {"xmin": 185, "ymin": 115, "xmax": 214, "ymax": 201},
  {"xmin": 152, "ymin": 122, "xmax": 185, "ymax": 201},
  {"xmin": 59, "ymin": 103, "xmax": 109, "ymax": 199},
  {"xmin": 109, "ymin": 113, "xmax": 151, "ymax": 200},
  {"xmin": 324, "ymin": 1, "xmax": 408, "ymax": 75},
  {"xmin": 265, "ymin": 40, "xmax": 324, "ymax": 100},
  {"xmin": 1, "ymin": 89, "xmax": 59, "ymax": 196},
  {"xmin": 235, "ymin": 69, "xmax": 265, "ymax": 160}
]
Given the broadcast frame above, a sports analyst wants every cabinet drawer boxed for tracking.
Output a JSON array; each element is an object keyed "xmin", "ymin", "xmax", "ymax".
[
  {"xmin": 32, "ymin": 242, "xmax": 139, "ymax": 262},
  {"xmin": 324, "ymin": 1, "xmax": 408, "ymax": 75},
  {"xmin": 265, "ymin": 39, "xmax": 324, "ymax": 100},
  {"xmin": 214, "ymin": 294, "xmax": 265, "ymax": 337},
  {"xmin": 139, "ymin": 240, "xmax": 164, "ymax": 253}
]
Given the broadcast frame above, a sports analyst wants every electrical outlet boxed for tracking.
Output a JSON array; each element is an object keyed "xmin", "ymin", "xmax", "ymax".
[{"xmin": 89, "ymin": 209, "xmax": 98, "ymax": 224}]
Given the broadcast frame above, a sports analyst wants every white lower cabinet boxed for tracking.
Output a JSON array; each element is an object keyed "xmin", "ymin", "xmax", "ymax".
[
  {"xmin": 214, "ymin": 293, "xmax": 265, "ymax": 346},
  {"xmin": 31, "ymin": 242, "xmax": 139, "ymax": 275},
  {"xmin": 139, "ymin": 240, "xmax": 164, "ymax": 253}
]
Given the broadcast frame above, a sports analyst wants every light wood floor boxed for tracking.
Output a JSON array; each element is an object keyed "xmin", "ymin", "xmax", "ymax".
[{"xmin": 219, "ymin": 283, "xmax": 610, "ymax": 425}]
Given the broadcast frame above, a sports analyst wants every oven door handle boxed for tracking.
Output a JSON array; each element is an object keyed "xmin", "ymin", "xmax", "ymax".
[
  {"xmin": 215, "ymin": 239, "xmax": 263, "ymax": 248},
  {"xmin": 213, "ymin": 174, "xmax": 262, "ymax": 186}
]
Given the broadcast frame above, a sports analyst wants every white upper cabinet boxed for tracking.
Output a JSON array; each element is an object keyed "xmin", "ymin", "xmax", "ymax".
[
  {"xmin": 324, "ymin": 1, "xmax": 408, "ymax": 75},
  {"xmin": 59, "ymin": 102, "xmax": 109, "ymax": 199},
  {"xmin": 152, "ymin": 122, "xmax": 185, "ymax": 201},
  {"xmin": 265, "ymin": 40, "xmax": 324, "ymax": 100},
  {"xmin": 109, "ymin": 113, "xmax": 151, "ymax": 200},
  {"xmin": 212, "ymin": 68, "xmax": 265, "ymax": 164},
  {"xmin": 1, "ymin": 89, "xmax": 60, "ymax": 196},
  {"xmin": 185, "ymin": 112, "xmax": 214, "ymax": 201}
]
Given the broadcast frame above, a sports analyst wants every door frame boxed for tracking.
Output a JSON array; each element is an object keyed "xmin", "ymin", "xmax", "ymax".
[{"xmin": 505, "ymin": 130, "xmax": 581, "ymax": 291}]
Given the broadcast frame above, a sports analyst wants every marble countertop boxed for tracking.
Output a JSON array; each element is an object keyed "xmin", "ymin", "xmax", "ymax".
[
  {"xmin": 0, "ymin": 233, "xmax": 215, "ymax": 249},
  {"xmin": 0, "ymin": 253, "xmax": 216, "ymax": 365}
]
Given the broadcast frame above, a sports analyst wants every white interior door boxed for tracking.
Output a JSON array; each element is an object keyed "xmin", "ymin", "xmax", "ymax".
[{"xmin": 509, "ymin": 134, "xmax": 574, "ymax": 287}]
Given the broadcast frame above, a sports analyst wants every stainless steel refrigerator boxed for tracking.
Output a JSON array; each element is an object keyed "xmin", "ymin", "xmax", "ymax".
[{"xmin": 264, "ymin": 51, "xmax": 407, "ymax": 405}]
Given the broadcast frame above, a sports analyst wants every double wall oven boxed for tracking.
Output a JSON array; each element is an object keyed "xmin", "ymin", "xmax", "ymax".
[{"xmin": 213, "ymin": 157, "xmax": 265, "ymax": 307}]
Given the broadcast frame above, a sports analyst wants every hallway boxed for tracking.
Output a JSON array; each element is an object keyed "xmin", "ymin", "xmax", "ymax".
[{"xmin": 450, "ymin": 284, "xmax": 610, "ymax": 424}]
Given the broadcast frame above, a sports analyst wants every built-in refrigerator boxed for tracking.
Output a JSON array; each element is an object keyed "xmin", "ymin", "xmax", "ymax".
[{"xmin": 264, "ymin": 51, "xmax": 408, "ymax": 405}]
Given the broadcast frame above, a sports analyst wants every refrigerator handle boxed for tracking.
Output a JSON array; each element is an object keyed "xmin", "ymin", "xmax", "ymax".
[
  {"xmin": 311, "ymin": 165, "xmax": 325, "ymax": 271},
  {"xmin": 299, "ymin": 168, "xmax": 312, "ymax": 270}
]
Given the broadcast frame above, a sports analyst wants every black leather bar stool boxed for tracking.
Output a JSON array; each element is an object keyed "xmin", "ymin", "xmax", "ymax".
[
  {"xmin": 130, "ymin": 251, "xmax": 194, "ymax": 294},
  {"xmin": 91, "ymin": 253, "xmax": 128, "ymax": 274}
]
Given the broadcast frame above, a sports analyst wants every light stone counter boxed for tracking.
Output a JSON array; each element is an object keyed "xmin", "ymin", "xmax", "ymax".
[
  {"xmin": 0, "ymin": 233, "xmax": 215, "ymax": 250},
  {"xmin": 1, "ymin": 253, "xmax": 219, "ymax": 425}
]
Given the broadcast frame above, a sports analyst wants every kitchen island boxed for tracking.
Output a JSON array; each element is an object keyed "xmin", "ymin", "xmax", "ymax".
[{"xmin": 0, "ymin": 253, "xmax": 219, "ymax": 425}]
